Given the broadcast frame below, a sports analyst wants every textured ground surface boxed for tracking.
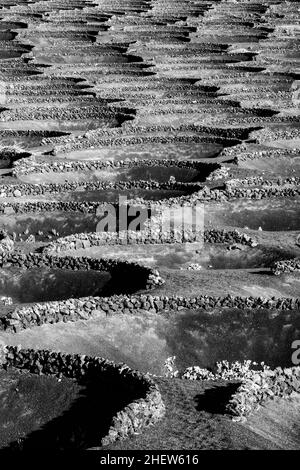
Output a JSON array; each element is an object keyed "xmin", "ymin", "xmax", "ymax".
[
  {"xmin": 0, "ymin": 368, "xmax": 83, "ymax": 450},
  {"xmin": 0, "ymin": 0, "xmax": 299, "ymax": 451},
  {"xmin": 106, "ymin": 378, "xmax": 300, "ymax": 450}
]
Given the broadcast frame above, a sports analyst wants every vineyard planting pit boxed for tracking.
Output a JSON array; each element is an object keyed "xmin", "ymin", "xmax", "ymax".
[
  {"xmin": 0, "ymin": 265, "xmax": 144, "ymax": 304},
  {"xmin": 206, "ymin": 199, "xmax": 300, "ymax": 231}
]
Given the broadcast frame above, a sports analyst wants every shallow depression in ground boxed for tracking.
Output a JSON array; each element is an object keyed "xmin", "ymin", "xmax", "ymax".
[{"xmin": 1, "ymin": 308, "xmax": 299, "ymax": 375}]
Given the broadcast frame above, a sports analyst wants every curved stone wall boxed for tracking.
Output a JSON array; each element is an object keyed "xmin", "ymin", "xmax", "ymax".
[
  {"xmin": 1, "ymin": 293, "xmax": 299, "ymax": 333},
  {"xmin": 0, "ymin": 345, "xmax": 165, "ymax": 447},
  {"xmin": 0, "ymin": 234, "xmax": 14, "ymax": 255},
  {"xmin": 0, "ymin": 179, "xmax": 299, "ymax": 210},
  {"xmin": 43, "ymin": 228, "xmax": 257, "ymax": 252},
  {"xmin": 0, "ymin": 252, "xmax": 164, "ymax": 293},
  {"xmin": 272, "ymin": 257, "xmax": 300, "ymax": 276}
]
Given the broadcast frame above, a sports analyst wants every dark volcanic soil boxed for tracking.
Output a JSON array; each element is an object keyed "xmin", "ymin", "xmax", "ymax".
[
  {"xmin": 0, "ymin": 0, "xmax": 299, "ymax": 452},
  {"xmin": 0, "ymin": 368, "xmax": 83, "ymax": 450}
]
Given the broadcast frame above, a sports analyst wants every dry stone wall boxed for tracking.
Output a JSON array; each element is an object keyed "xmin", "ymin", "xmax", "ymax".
[
  {"xmin": 43, "ymin": 228, "xmax": 257, "ymax": 252},
  {"xmin": 0, "ymin": 345, "xmax": 165, "ymax": 446},
  {"xmin": 272, "ymin": 257, "xmax": 300, "ymax": 276},
  {"xmin": 12, "ymin": 156, "xmax": 218, "ymax": 176},
  {"xmin": 2, "ymin": 293, "xmax": 299, "ymax": 333},
  {"xmin": 227, "ymin": 366, "xmax": 300, "ymax": 418}
]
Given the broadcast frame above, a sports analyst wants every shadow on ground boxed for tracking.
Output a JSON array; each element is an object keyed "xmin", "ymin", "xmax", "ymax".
[
  {"xmin": 194, "ymin": 383, "xmax": 240, "ymax": 415},
  {"xmin": 2, "ymin": 376, "xmax": 138, "ymax": 451}
]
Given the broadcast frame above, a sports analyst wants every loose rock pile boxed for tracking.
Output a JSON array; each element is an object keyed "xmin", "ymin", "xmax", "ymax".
[{"xmin": 272, "ymin": 257, "xmax": 300, "ymax": 276}]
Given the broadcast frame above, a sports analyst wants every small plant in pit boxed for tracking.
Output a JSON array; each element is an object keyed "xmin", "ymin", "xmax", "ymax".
[{"xmin": 163, "ymin": 356, "xmax": 179, "ymax": 378}]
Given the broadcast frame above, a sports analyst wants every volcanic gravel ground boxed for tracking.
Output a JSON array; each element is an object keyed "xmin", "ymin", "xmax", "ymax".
[{"xmin": 0, "ymin": 0, "xmax": 299, "ymax": 451}]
